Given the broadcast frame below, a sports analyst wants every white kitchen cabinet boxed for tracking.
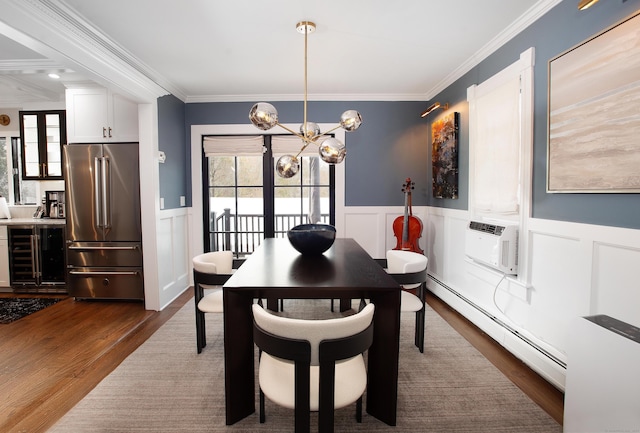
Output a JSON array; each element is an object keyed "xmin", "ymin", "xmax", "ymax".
[
  {"xmin": 0, "ymin": 226, "xmax": 10, "ymax": 287},
  {"xmin": 65, "ymin": 87, "xmax": 139, "ymax": 143}
]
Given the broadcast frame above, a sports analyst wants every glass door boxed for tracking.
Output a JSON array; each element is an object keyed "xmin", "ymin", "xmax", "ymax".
[
  {"xmin": 38, "ymin": 226, "xmax": 66, "ymax": 285},
  {"xmin": 203, "ymin": 135, "xmax": 335, "ymax": 257}
]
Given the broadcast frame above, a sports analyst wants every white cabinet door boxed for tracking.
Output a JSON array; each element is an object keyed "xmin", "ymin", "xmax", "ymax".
[
  {"xmin": 0, "ymin": 226, "xmax": 9, "ymax": 287},
  {"xmin": 111, "ymin": 93, "xmax": 139, "ymax": 142},
  {"xmin": 66, "ymin": 88, "xmax": 139, "ymax": 143},
  {"xmin": 66, "ymin": 87, "xmax": 109, "ymax": 142}
]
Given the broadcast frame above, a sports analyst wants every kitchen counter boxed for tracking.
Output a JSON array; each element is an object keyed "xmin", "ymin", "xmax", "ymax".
[{"xmin": 0, "ymin": 218, "xmax": 66, "ymax": 225}]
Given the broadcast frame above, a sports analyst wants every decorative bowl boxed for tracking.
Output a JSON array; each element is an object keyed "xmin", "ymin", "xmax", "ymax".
[{"xmin": 287, "ymin": 224, "xmax": 336, "ymax": 255}]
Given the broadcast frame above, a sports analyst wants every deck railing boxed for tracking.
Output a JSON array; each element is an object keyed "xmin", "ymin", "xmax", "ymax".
[{"xmin": 210, "ymin": 209, "xmax": 329, "ymax": 256}]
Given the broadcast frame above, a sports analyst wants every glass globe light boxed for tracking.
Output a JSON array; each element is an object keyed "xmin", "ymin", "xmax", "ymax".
[
  {"xmin": 319, "ymin": 137, "xmax": 346, "ymax": 164},
  {"xmin": 276, "ymin": 154, "xmax": 300, "ymax": 178},
  {"xmin": 249, "ymin": 102, "xmax": 279, "ymax": 130},
  {"xmin": 340, "ymin": 110, "xmax": 362, "ymax": 131},
  {"xmin": 300, "ymin": 122, "xmax": 321, "ymax": 140}
]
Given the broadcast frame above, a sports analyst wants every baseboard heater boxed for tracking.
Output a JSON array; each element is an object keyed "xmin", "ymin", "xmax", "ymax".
[{"xmin": 428, "ymin": 274, "xmax": 566, "ymax": 369}]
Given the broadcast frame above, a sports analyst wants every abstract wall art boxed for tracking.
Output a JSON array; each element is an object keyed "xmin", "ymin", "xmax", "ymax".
[
  {"xmin": 432, "ymin": 111, "xmax": 459, "ymax": 199},
  {"xmin": 547, "ymin": 11, "xmax": 640, "ymax": 193}
]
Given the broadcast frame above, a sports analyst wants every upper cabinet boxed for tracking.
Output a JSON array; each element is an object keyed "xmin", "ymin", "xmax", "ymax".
[
  {"xmin": 19, "ymin": 110, "xmax": 66, "ymax": 180},
  {"xmin": 65, "ymin": 87, "xmax": 139, "ymax": 143}
]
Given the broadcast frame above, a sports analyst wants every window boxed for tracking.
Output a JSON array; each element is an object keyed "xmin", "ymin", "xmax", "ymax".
[
  {"xmin": 0, "ymin": 135, "xmax": 41, "ymax": 204},
  {"xmin": 467, "ymin": 47, "xmax": 534, "ymax": 222},
  {"xmin": 203, "ymin": 135, "xmax": 335, "ymax": 257},
  {"xmin": 0, "ymin": 136, "xmax": 8, "ymax": 198},
  {"xmin": 467, "ymin": 47, "xmax": 535, "ymax": 282},
  {"xmin": 19, "ymin": 110, "xmax": 65, "ymax": 180}
]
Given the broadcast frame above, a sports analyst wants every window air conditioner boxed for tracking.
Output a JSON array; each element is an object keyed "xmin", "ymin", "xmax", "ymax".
[{"xmin": 465, "ymin": 221, "xmax": 518, "ymax": 275}]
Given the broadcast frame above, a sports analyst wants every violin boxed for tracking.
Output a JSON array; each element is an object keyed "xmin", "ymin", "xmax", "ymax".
[{"xmin": 393, "ymin": 177, "xmax": 424, "ymax": 254}]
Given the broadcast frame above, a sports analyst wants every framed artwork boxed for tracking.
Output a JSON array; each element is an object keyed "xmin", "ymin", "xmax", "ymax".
[
  {"xmin": 432, "ymin": 111, "xmax": 459, "ymax": 199},
  {"xmin": 547, "ymin": 11, "xmax": 640, "ymax": 193}
]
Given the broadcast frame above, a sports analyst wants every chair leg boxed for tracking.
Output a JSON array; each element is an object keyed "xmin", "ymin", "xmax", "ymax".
[
  {"xmin": 356, "ymin": 396, "xmax": 362, "ymax": 423},
  {"xmin": 259, "ymin": 388, "xmax": 265, "ymax": 423},
  {"xmin": 415, "ymin": 307, "xmax": 425, "ymax": 353},
  {"xmin": 358, "ymin": 298, "xmax": 367, "ymax": 312},
  {"xmin": 195, "ymin": 309, "xmax": 206, "ymax": 354}
]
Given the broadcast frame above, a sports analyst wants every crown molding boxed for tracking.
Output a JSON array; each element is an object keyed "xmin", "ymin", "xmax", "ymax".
[
  {"xmin": 424, "ymin": 0, "xmax": 563, "ymax": 99},
  {"xmin": 185, "ymin": 92, "xmax": 428, "ymax": 103},
  {"xmin": 0, "ymin": 0, "xmax": 175, "ymax": 101}
]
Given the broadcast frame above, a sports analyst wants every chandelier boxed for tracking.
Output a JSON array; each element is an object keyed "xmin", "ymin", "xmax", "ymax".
[{"xmin": 249, "ymin": 21, "xmax": 363, "ymax": 178}]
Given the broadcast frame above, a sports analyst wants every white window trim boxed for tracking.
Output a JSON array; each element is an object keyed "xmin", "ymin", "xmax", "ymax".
[{"xmin": 467, "ymin": 47, "xmax": 534, "ymax": 283}]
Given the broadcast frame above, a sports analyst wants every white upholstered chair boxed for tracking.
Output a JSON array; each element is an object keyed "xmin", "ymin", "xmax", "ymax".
[
  {"xmin": 193, "ymin": 250, "xmax": 234, "ymax": 354},
  {"xmin": 252, "ymin": 302, "xmax": 375, "ymax": 433},
  {"xmin": 386, "ymin": 249, "xmax": 428, "ymax": 353}
]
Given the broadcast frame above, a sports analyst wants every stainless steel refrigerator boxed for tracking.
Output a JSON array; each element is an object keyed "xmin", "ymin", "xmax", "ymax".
[{"xmin": 63, "ymin": 142, "xmax": 144, "ymax": 300}]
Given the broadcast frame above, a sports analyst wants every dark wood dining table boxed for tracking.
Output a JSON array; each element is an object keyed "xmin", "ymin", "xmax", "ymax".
[{"xmin": 222, "ymin": 237, "xmax": 401, "ymax": 427}]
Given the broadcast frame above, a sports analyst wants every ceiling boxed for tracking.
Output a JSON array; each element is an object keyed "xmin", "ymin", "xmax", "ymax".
[{"xmin": 0, "ymin": 0, "xmax": 558, "ymax": 108}]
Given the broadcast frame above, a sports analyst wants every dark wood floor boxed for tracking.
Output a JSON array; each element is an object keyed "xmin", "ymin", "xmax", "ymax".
[{"xmin": 0, "ymin": 289, "xmax": 563, "ymax": 433}]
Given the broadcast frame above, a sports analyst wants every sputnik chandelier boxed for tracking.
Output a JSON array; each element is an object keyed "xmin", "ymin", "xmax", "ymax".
[{"xmin": 249, "ymin": 21, "xmax": 363, "ymax": 178}]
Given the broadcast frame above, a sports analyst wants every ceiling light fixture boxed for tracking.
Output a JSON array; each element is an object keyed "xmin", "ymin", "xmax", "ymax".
[
  {"xmin": 420, "ymin": 102, "xmax": 449, "ymax": 118},
  {"xmin": 249, "ymin": 21, "xmax": 362, "ymax": 178},
  {"xmin": 48, "ymin": 73, "xmax": 60, "ymax": 79},
  {"xmin": 578, "ymin": 0, "xmax": 599, "ymax": 10}
]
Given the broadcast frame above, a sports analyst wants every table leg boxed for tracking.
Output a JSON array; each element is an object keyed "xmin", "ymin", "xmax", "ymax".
[
  {"xmin": 366, "ymin": 290, "xmax": 400, "ymax": 426},
  {"xmin": 223, "ymin": 289, "xmax": 255, "ymax": 424},
  {"xmin": 339, "ymin": 298, "xmax": 352, "ymax": 312}
]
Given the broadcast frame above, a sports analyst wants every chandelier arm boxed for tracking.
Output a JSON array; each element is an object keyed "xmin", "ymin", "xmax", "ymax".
[
  {"xmin": 316, "ymin": 124, "xmax": 342, "ymax": 137},
  {"xmin": 294, "ymin": 142, "xmax": 312, "ymax": 159},
  {"xmin": 276, "ymin": 122, "xmax": 306, "ymax": 140}
]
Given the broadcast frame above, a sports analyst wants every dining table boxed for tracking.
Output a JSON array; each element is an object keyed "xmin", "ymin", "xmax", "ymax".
[{"xmin": 222, "ymin": 237, "xmax": 401, "ymax": 427}]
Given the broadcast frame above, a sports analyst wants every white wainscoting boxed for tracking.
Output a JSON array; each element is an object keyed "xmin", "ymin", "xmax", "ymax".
[
  {"xmin": 340, "ymin": 205, "xmax": 640, "ymax": 391},
  {"xmin": 156, "ymin": 207, "xmax": 191, "ymax": 310}
]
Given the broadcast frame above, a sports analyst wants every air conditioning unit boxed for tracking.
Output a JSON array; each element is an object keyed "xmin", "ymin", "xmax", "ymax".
[{"xmin": 465, "ymin": 221, "xmax": 518, "ymax": 275}]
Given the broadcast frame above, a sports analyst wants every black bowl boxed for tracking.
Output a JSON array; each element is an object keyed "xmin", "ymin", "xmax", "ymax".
[{"xmin": 287, "ymin": 224, "xmax": 336, "ymax": 255}]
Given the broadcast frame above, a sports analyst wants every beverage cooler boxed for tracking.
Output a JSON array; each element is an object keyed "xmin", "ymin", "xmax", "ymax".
[{"xmin": 9, "ymin": 224, "xmax": 66, "ymax": 292}]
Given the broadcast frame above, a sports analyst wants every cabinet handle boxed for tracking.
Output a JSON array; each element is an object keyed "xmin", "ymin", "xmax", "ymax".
[
  {"xmin": 108, "ymin": 127, "xmax": 112, "ymax": 138},
  {"xmin": 103, "ymin": 127, "xmax": 107, "ymax": 138},
  {"xmin": 69, "ymin": 270, "xmax": 140, "ymax": 276}
]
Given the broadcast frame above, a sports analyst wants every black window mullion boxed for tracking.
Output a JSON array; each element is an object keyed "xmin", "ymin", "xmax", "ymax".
[
  {"xmin": 263, "ymin": 136, "xmax": 275, "ymax": 238},
  {"xmin": 202, "ymin": 148, "xmax": 211, "ymax": 252}
]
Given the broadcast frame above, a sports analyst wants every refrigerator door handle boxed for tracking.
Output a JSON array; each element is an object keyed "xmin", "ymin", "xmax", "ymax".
[
  {"xmin": 68, "ymin": 245, "xmax": 140, "ymax": 251},
  {"xmin": 102, "ymin": 156, "xmax": 111, "ymax": 230},
  {"xmin": 94, "ymin": 157, "xmax": 103, "ymax": 228}
]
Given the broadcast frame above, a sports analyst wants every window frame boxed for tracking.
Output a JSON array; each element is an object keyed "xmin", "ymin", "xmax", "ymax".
[
  {"xmin": 202, "ymin": 134, "xmax": 336, "ymax": 256},
  {"xmin": 467, "ymin": 47, "xmax": 534, "ymax": 282}
]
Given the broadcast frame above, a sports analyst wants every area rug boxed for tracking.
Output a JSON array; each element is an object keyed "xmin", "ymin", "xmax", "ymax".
[
  {"xmin": 49, "ymin": 298, "xmax": 561, "ymax": 432},
  {"xmin": 0, "ymin": 297, "xmax": 63, "ymax": 324}
]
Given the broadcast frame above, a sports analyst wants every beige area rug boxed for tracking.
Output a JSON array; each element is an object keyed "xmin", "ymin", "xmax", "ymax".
[{"xmin": 49, "ymin": 297, "xmax": 561, "ymax": 432}]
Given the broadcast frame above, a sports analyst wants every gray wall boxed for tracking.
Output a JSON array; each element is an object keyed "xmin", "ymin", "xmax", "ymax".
[
  {"xmin": 185, "ymin": 101, "xmax": 430, "ymax": 207},
  {"xmin": 162, "ymin": 0, "xmax": 640, "ymax": 230},
  {"xmin": 158, "ymin": 94, "xmax": 187, "ymax": 209}
]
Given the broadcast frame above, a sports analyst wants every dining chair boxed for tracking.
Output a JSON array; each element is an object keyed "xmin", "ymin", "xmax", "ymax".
[
  {"xmin": 252, "ymin": 302, "xmax": 375, "ymax": 433},
  {"xmin": 386, "ymin": 249, "xmax": 429, "ymax": 353},
  {"xmin": 193, "ymin": 250, "xmax": 235, "ymax": 354}
]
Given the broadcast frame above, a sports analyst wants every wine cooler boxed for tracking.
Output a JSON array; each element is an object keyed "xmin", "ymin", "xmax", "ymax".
[{"xmin": 8, "ymin": 225, "xmax": 66, "ymax": 292}]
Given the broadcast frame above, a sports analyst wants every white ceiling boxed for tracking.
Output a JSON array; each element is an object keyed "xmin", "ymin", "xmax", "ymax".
[{"xmin": 0, "ymin": 0, "xmax": 559, "ymax": 107}]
